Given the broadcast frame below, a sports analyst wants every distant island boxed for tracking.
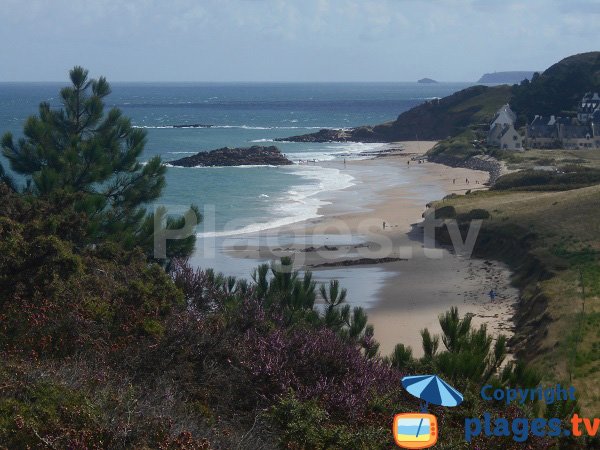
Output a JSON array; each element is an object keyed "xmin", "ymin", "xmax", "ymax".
[
  {"xmin": 477, "ymin": 71, "xmax": 536, "ymax": 84},
  {"xmin": 169, "ymin": 145, "xmax": 293, "ymax": 167},
  {"xmin": 418, "ymin": 78, "xmax": 438, "ymax": 84}
]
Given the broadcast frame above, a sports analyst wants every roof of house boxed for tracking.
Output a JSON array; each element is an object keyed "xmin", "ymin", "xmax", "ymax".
[
  {"xmin": 531, "ymin": 115, "xmax": 572, "ymax": 126},
  {"xmin": 527, "ymin": 124, "xmax": 558, "ymax": 139},
  {"xmin": 488, "ymin": 123, "xmax": 504, "ymax": 139},
  {"xmin": 582, "ymin": 92, "xmax": 600, "ymax": 102},
  {"xmin": 491, "ymin": 104, "xmax": 516, "ymax": 126},
  {"xmin": 580, "ymin": 92, "xmax": 600, "ymax": 114},
  {"xmin": 530, "ymin": 115, "xmax": 546, "ymax": 126}
]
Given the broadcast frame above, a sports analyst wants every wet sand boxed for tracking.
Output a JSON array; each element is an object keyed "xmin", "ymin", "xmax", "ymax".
[{"xmin": 216, "ymin": 142, "xmax": 519, "ymax": 356}]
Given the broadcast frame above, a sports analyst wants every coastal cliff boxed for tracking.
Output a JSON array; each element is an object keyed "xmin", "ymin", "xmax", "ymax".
[
  {"xmin": 278, "ymin": 85, "xmax": 512, "ymax": 143},
  {"xmin": 169, "ymin": 145, "xmax": 293, "ymax": 167},
  {"xmin": 477, "ymin": 71, "xmax": 536, "ymax": 84}
]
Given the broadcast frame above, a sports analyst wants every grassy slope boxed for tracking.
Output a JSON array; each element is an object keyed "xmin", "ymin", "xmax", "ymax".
[
  {"xmin": 426, "ymin": 85, "xmax": 513, "ymax": 159},
  {"xmin": 499, "ymin": 148, "xmax": 600, "ymax": 171},
  {"xmin": 426, "ymin": 53, "xmax": 600, "ymax": 413},
  {"xmin": 369, "ymin": 84, "xmax": 512, "ymax": 141},
  {"xmin": 447, "ymin": 84, "xmax": 513, "ymax": 121},
  {"xmin": 433, "ymin": 184, "xmax": 600, "ymax": 414}
]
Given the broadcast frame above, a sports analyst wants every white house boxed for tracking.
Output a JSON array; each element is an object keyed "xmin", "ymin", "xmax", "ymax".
[
  {"xmin": 490, "ymin": 104, "xmax": 517, "ymax": 129},
  {"xmin": 499, "ymin": 124, "xmax": 523, "ymax": 150},
  {"xmin": 488, "ymin": 104, "xmax": 522, "ymax": 150}
]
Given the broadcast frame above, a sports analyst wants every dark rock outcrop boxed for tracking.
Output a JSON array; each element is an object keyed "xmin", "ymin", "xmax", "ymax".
[
  {"xmin": 310, "ymin": 257, "xmax": 405, "ymax": 268},
  {"xmin": 172, "ymin": 124, "xmax": 213, "ymax": 128},
  {"xmin": 169, "ymin": 146, "xmax": 293, "ymax": 167},
  {"xmin": 279, "ymin": 128, "xmax": 353, "ymax": 143},
  {"xmin": 427, "ymin": 154, "xmax": 504, "ymax": 184}
]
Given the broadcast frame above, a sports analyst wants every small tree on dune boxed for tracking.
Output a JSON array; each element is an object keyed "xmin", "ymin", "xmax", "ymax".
[{"xmin": 1, "ymin": 66, "xmax": 198, "ymax": 260}]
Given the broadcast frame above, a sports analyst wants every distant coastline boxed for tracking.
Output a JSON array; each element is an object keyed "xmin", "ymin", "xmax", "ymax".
[{"xmin": 477, "ymin": 71, "xmax": 536, "ymax": 84}]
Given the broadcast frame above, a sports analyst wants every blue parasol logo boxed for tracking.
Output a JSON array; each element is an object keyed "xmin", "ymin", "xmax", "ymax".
[{"xmin": 393, "ymin": 375, "xmax": 463, "ymax": 448}]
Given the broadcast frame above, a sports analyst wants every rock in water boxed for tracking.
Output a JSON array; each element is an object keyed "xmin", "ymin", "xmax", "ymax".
[
  {"xmin": 276, "ymin": 128, "xmax": 354, "ymax": 143},
  {"xmin": 169, "ymin": 145, "xmax": 293, "ymax": 167}
]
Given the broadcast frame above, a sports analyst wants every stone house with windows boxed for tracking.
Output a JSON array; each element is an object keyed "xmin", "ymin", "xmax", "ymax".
[
  {"xmin": 559, "ymin": 124, "xmax": 595, "ymax": 149},
  {"xmin": 525, "ymin": 94, "xmax": 600, "ymax": 149},
  {"xmin": 487, "ymin": 104, "xmax": 523, "ymax": 150},
  {"xmin": 499, "ymin": 124, "xmax": 523, "ymax": 150},
  {"xmin": 525, "ymin": 116, "xmax": 561, "ymax": 148}
]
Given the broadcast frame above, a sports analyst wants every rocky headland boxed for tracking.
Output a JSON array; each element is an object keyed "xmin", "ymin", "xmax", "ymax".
[{"xmin": 277, "ymin": 85, "xmax": 513, "ymax": 143}]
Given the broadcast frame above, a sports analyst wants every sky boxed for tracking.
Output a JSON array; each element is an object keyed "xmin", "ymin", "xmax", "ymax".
[{"xmin": 0, "ymin": 0, "xmax": 598, "ymax": 82}]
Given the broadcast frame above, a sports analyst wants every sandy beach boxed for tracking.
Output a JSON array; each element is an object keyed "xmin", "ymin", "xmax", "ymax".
[{"xmin": 207, "ymin": 141, "xmax": 518, "ymax": 357}]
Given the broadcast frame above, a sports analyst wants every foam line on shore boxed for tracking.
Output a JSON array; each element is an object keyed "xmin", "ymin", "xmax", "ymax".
[{"xmin": 197, "ymin": 165, "xmax": 354, "ymax": 238}]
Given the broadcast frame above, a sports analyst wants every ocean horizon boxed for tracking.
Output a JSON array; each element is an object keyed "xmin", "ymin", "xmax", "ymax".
[{"xmin": 0, "ymin": 82, "xmax": 473, "ymax": 237}]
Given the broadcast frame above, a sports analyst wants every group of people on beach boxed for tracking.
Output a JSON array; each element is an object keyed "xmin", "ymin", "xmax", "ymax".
[{"xmin": 452, "ymin": 178, "xmax": 481, "ymax": 185}]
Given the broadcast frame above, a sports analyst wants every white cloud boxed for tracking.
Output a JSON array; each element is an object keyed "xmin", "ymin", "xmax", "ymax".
[{"xmin": 0, "ymin": 0, "xmax": 597, "ymax": 81}]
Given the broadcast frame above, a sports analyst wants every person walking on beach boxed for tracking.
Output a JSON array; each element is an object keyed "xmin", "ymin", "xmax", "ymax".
[
  {"xmin": 466, "ymin": 178, "xmax": 469, "ymax": 184},
  {"xmin": 488, "ymin": 289, "xmax": 496, "ymax": 302},
  {"xmin": 383, "ymin": 221, "xmax": 386, "ymax": 230},
  {"xmin": 453, "ymin": 178, "xmax": 455, "ymax": 184}
]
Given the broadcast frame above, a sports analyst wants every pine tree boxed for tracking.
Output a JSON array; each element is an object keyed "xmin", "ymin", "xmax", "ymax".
[
  {"xmin": 0, "ymin": 161, "xmax": 14, "ymax": 191},
  {"xmin": 1, "ymin": 66, "xmax": 198, "ymax": 259}
]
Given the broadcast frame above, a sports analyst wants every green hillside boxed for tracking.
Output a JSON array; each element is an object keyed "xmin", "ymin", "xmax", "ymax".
[
  {"xmin": 282, "ymin": 84, "xmax": 512, "ymax": 143},
  {"xmin": 433, "ymin": 184, "xmax": 600, "ymax": 414},
  {"xmin": 364, "ymin": 84, "xmax": 512, "ymax": 141},
  {"xmin": 511, "ymin": 51, "xmax": 600, "ymax": 122}
]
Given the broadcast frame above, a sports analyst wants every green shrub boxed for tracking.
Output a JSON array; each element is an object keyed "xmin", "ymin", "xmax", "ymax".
[
  {"xmin": 269, "ymin": 393, "xmax": 389, "ymax": 449},
  {"xmin": 434, "ymin": 205, "xmax": 457, "ymax": 219},
  {"xmin": 493, "ymin": 167, "xmax": 600, "ymax": 191},
  {"xmin": 468, "ymin": 208, "xmax": 490, "ymax": 220}
]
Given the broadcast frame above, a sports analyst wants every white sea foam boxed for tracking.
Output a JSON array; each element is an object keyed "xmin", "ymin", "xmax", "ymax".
[
  {"xmin": 212, "ymin": 125, "xmax": 339, "ymax": 130},
  {"xmin": 290, "ymin": 142, "xmax": 388, "ymax": 163},
  {"xmin": 133, "ymin": 124, "xmax": 340, "ymax": 130},
  {"xmin": 197, "ymin": 165, "xmax": 354, "ymax": 238}
]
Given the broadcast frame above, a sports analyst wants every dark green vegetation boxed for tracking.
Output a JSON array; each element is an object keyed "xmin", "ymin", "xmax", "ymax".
[
  {"xmin": 0, "ymin": 69, "xmax": 582, "ymax": 449},
  {"xmin": 282, "ymin": 84, "xmax": 512, "ymax": 142},
  {"xmin": 2, "ymin": 181, "xmax": 577, "ymax": 449},
  {"xmin": 431, "ymin": 52, "xmax": 600, "ymax": 161},
  {"xmin": 426, "ymin": 52, "xmax": 600, "ymax": 415},
  {"xmin": 0, "ymin": 67, "xmax": 198, "ymax": 263},
  {"xmin": 511, "ymin": 52, "xmax": 600, "ymax": 123},
  {"xmin": 370, "ymin": 84, "xmax": 512, "ymax": 141},
  {"xmin": 492, "ymin": 166, "xmax": 600, "ymax": 192},
  {"xmin": 432, "ymin": 183, "xmax": 600, "ymax": 416}
]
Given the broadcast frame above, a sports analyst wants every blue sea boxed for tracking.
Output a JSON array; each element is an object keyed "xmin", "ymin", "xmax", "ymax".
[{"xmin": 0, "ymin": 82, "xmax": 472, "ymax": 237}]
